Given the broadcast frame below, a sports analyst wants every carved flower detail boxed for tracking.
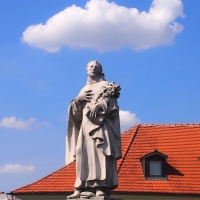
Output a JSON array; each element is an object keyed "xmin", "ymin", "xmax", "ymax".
[{"xmin": 95, "ymin": 82, "xmax": 121, "ymax": 103}]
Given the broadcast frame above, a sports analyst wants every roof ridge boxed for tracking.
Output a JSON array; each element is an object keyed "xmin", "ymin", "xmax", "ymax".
[
  {"xmin": 11, "ymin": 161, "xmax": 75, "ymax": 193},
  {"xmin": 117, "ymin": 124, "xmax": 140, "ymax": 172},
  {"xmin": 140, "ymin": 123, "xmax": 200, "ymax": 127}
]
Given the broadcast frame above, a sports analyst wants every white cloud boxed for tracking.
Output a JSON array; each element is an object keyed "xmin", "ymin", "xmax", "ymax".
[
  {"xmin": 0, "ymin": 116, "xmax": 50, "ymax": 130},
  {"xmin": 40, "ymin": 121, "xmax": 51, "ymax": 126},
  {"xmin": 119, "ymin": 110, "xmax": 140, "ymax": 132},
  {"xmin": 22, "ymin": 0, "xmax": 184, "ymax": 52},
  {"xmin": 0, "ymin": 116, "xmax": 36, "ymax": 130},
  {"xmin": 0, "ymin": 164, "xmax": 35, "ymax": 174}
]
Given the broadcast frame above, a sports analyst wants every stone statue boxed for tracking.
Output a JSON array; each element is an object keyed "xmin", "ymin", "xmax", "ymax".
[{"xmin": 67, "ymin": 61, "xmax": 122, "ymax": 199}]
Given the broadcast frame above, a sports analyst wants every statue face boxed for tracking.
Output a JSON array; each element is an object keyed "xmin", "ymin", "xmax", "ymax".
[{"xmin": 86, "ymin": 62, "xmax": 100, "ymax": 78}]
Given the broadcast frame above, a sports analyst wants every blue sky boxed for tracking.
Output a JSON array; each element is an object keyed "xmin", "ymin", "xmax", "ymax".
[{"xmin": 0, "ymin": 0, "xmax": 200, "ymax": 193}]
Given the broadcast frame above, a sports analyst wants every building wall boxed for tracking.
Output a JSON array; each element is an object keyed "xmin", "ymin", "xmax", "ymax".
[
  {"xmin": 113, "ymin": 194, "xmax": 200, "ymax": 200},
  {"xmin": 14, "ymin": 194, "xmax": 67, "ymax": 200},
  {"xmin": 14, "ymin": 194, "xmax": 200, "ymax": 200}
]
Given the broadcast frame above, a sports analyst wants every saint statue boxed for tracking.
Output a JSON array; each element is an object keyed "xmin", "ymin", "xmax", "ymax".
[{"xmin": 67, "ymin": 60, "xmax": 122, "ymax": 199}]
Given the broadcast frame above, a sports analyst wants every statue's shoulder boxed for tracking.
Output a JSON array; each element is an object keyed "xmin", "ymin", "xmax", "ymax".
[
  {"xmin": 78, "ymin": 83, "xmax": 95, "ymax": 94},
  {"xmin": 79, "ymin": 85, "xmax": 88, "ymax": 93},
  {"xmin": 99, "ymin": 80, "xmax": 109, "ymax": 86}
]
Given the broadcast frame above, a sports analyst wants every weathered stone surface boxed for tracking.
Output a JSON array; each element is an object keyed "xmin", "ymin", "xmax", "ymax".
[
  {"xmin": 66, "ymin": 60, "xmax": 121, "ymax": 199},
  {"xmin": 91, "ymin": 197, "xmax": 123, "ymax": 200},
  {"xmin": 67, "ymin": 198, "xmax": 123, "ymax": 200}
]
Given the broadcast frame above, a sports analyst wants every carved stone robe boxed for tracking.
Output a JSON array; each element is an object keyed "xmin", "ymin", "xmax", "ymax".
[{"xmin": 67, "ymin": 79, "xmax": 121, "ymax": 189}]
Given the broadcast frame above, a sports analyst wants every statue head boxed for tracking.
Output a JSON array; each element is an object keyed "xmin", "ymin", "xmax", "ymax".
[{"xmin": 86, "ymin": 60, "xmax": 104, "ymax": 79}]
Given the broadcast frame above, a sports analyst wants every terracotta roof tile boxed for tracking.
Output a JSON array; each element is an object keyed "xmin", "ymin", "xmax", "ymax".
[{"xmin": 11, "ymin": 124, "xmax": 200, "ymax": 195}]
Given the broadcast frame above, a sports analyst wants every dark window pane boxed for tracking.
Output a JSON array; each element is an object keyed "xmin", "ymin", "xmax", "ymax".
[{"xmin": 149, "ymin": 161, "xmax": 162, "ymax": 176}]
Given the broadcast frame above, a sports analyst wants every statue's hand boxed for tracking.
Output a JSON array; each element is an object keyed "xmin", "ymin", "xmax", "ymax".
[
  {"xmin": 88, "ymin": 103, "xmax": 102, "ymax": 120},
  {"xmin": 75, "ymin": 90, "xmax": 93, "ymax": 105}
]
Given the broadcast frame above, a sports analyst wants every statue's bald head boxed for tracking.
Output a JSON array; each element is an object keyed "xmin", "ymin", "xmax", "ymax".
[{"xmin": 86, "ymin": 60, "xmax": 104, "ymax": 79}]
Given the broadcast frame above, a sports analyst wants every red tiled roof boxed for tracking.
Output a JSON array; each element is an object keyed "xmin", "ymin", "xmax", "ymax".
[
  {"xmin": 11, "ymin": 162, "xmax": 76, "ymax": 194},
  {"xmin": 11, "ymin": 124, "xmax": 200, "ymax": 195}
]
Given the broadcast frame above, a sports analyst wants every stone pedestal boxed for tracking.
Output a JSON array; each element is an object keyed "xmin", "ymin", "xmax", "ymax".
[
  {"xmin": 67, "ymin": 198, "xmax": 123, "ymax": 200},
  {"xmin": 91, "ymin": 197, "xmax": 123, "ymax": 200}
]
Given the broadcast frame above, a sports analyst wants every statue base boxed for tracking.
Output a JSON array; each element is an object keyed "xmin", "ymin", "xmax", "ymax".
[
  {"xmin": 67, "ymin": 197, "xmax": 123, "ymax": 200},
  {"xmin": 91, "ymin": 197, "xmax": 123, "ymax": 200}
]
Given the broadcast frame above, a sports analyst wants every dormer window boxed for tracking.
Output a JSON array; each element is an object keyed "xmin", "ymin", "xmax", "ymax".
[{"xmin": 140, "ymin": 150, "xmax": 168, "ymax": 180}]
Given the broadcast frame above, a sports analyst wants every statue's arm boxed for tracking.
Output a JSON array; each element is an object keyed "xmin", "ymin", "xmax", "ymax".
[
  {"xmin": 74, "ymin": 89, "xmax": 93, "ymax": 107},
  {"xmin": 86, "ymin": 81, "xmax": 120, "ymax": 121},
  {"xmin": 86, "ymin": 98, "xmax": 108, "ymax": 121}
]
